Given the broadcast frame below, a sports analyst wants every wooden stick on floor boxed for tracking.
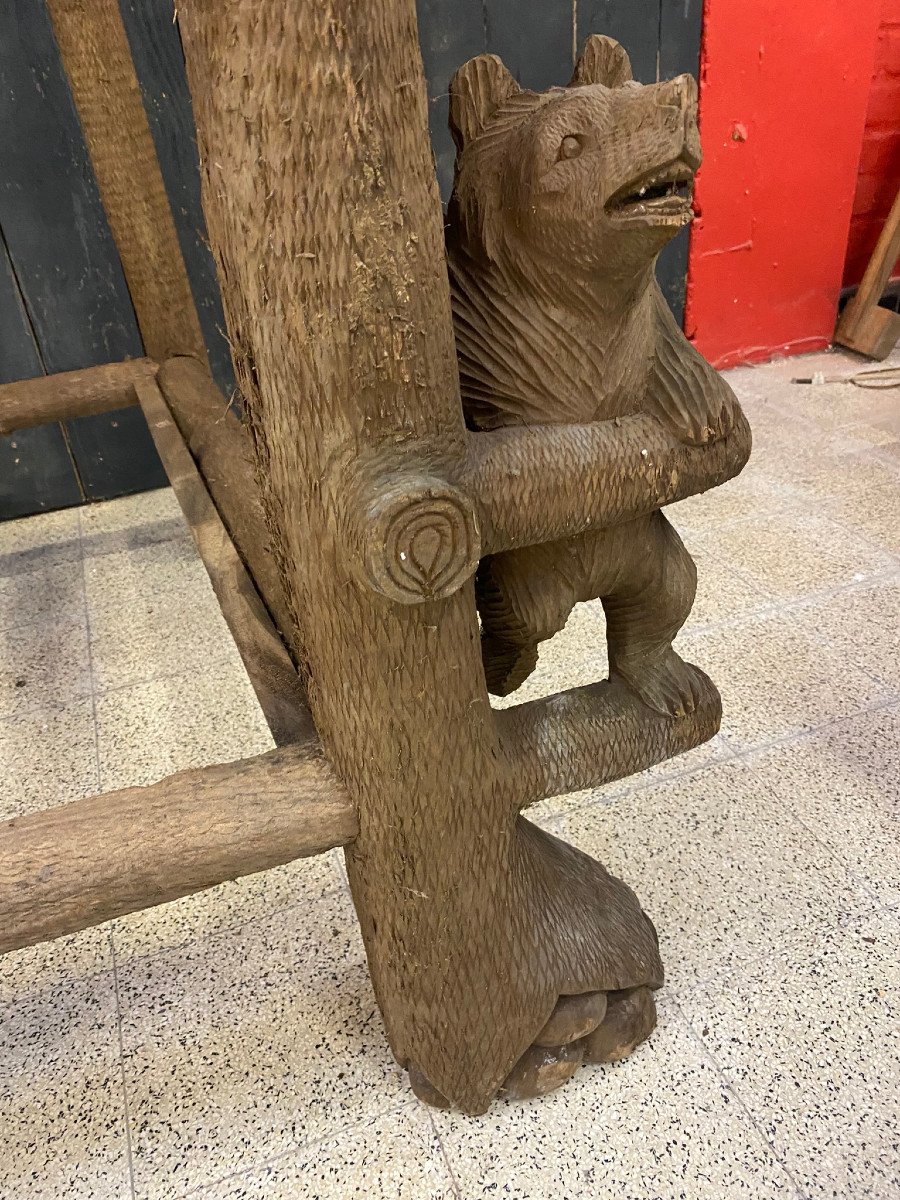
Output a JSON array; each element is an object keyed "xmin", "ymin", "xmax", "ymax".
[{"xmin": 835, "ymin": 186, "xmax": 900, "ymax": 360}]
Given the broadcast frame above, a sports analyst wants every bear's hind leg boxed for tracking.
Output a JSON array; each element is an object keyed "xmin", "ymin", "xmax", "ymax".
[
  {"xmin": 602, "ymin": 512, "xmax": 704, "ymax": 717},
  {"xmin": 477, "ymin": 544, "xmax": 579, "ymax": 696}
]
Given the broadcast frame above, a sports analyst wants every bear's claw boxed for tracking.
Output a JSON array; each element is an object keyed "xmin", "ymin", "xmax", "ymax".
[
  {"xmin": 613, "ymin": 650, "xmax": 705, "ymax": 718},
  {"xmin": 407, "ymin": 986, "xmax": 657, "ymax": 1110}
]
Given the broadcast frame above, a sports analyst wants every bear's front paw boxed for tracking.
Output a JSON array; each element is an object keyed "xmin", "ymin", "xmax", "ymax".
[
  {"xmin": 652, "ymin": 382, "xmax": 742, "ymax": 448},
  {"xmin": 692, "ymin": 387, "xmax": 742, "ymax": 447}
]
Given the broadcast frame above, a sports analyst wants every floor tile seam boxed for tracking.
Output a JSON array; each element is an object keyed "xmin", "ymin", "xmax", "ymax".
[
  {"xmin": 73, "ymin": 511, "xmax": 103, "ymax": 801},
  {"xmin": 666, "ymin": 994, "xmax": 811, "ymax": 1200},
  {"xmin": 673, "ymin": 492, "xmax": 809, "ymax": 540},
  {"xmin": 108, "ymin": 882, "xmax": 348, "ymax": 975},
  {"xmin": 723, "ymin": 548, "xmax": 897, "ymax": 606},
  {"xmin": 90, "ymin": 652, "xmax": 248, "ymax": 704},
  {"xmin": 109, "ymin": 928, "xmax": 139, "ymax": 1200},
  {"xmin": 0, "ymin": 954, "xmax": 115, "ymax": 1011},
  {"xmin": 76, "ymin": 510, "xmax": 105, "ymax": 806},
  {"xmin": 0, "ymin": 606, "xmax": 93, "ymax": 638},
  {"xmin": 745, "ymin": 385, "xmax": 900, "ymax": 443},
  {"xmin": 677, "ymin": 568, "xmax": 900, "ymax": 643},
  {"xmin": 723, "ymin": 770, "xmax": 890, "ymax": 913},
  {"xmin": 763, "ymin": 403, "xmax": 900, "ymax": 458},
  {"xmin": 0, "ymin": 546, "xmax": 85, "ymax": 579},
  {"xmin": 691, "ymin": 537, "xmax": 788, "ymax": 601},
  {"xmin": 173, "ymin": 1100, "xmax": 423, "ymax": 1200},
  {"xmin": 85, "ymin": 583, "xmax": 231, "ymax": 630},
  {"xmin": 812, "ymin": 495, "xmax": 900, "ymax": 561},
  {"xmin": 0, "ymin": 600, "xmax": 89, "ymax": 632},
  {"xmin": 1, "ymin": 877, "xmax": 345, "ymax": 1018},
  {"xmin": 725, "ymin": 692, "xmax": 900, "ymax": 762},
  {"xmin": 427, "ymin": 1107, "xmax": 465, "ymax": 1200},
  {"xmin": 670, "ymin": 901, "xmax": 888, "ymax": 1006},
  {"xmin": 80, "ymin": 523, "xmax": 193, "ymax": 563}
]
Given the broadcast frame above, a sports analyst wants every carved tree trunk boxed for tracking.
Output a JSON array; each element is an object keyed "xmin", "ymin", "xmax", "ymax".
[{"xmin": 178, "ymin": 0, "xmax": 722, "ymax": 1113}]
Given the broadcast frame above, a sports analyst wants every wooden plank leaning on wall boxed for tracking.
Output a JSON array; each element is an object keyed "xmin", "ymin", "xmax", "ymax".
[{"xmin": 45, "ymin": 0, "xmax": 207, "ymax": 366}]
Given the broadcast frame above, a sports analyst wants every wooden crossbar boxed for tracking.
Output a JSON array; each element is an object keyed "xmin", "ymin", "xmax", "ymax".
[
  {"xmin": 0, "ymin": 743, "xmax": 355, "ymax": 957},
  {"xmin": 0, "ymin": 359, "xmax": 344, "ymax": 957},
  {"xmin": 0, "ymin": 358, "xmax": 153, "ymax": 435}
]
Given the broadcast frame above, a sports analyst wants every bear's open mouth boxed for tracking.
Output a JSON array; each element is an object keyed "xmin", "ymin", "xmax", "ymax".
[{"xmin": 606, "ymin": 164, "xmax": 695, "ymax": 222}]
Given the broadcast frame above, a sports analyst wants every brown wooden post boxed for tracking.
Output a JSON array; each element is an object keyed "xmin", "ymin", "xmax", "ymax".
[{"xmin": 176, "ymin": 2, "xmax": 746, "ymax": 1113}]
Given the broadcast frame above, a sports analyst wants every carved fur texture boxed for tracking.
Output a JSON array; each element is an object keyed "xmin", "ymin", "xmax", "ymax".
[{"xmin": 447, "ymin": 36, "xmax": 750, "ymax": 712}]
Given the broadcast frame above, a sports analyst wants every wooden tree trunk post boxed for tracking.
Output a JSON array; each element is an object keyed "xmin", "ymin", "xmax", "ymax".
[{"xmin": 177, "ymin": 2, "xmax": 747, "ymax": 1113}]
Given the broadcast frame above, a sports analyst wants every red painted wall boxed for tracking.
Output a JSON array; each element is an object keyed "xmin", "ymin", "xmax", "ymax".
[
  {"xmin": 843, "ymin": 0, "xmax": 900, "ymax": 288},
  {"xmin": 685, "ymin": 0, "xmax": 881, "ymax": 369}
]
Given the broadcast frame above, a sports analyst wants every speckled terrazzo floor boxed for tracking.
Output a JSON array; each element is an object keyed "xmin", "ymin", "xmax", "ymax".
[{"xmin": 1, "ymin": 347, "xmax": 899, "ymax": 1200}]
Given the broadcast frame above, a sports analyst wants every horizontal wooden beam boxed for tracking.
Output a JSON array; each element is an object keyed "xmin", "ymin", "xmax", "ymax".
[
  {"xmin": 0, "ymin": 358, "xmax": 155, "ymax": 435},
  {"xmin": 0, "ymin": 743, "xmax": 356, "ymax": 957},
  {"xmin": 136, "ymin": 375, "xmax": 316, "ymax": 747}
]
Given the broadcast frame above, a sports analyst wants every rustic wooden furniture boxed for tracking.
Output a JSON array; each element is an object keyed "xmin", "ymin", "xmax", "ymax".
[{"xmin": 0, "ymin": 1, "xmax": 750, "ymax": 1114}]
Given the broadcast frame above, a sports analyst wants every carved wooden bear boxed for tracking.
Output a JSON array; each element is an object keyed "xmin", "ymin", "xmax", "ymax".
[{"xmin": 446, "ymin": 35, "xmax": 747, "ymax": 714}]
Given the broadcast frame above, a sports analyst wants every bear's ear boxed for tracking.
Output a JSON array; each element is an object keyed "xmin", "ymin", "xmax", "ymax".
[
  {"xmin": 569, "ymin": 35, "xmax": 633, "ymax": 88},
  {"xmin": 449, "ymin": 54, "xmax": 522, "ymax": 151}
]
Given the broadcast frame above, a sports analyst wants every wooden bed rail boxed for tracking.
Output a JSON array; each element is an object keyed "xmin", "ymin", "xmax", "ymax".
[
  {"xmin": 0, "ymin": 358, "xmax": 154, "ymax": 435},
  {"xmin": 0, "ymin": 357, "xmax": 343, "ymax": 955},
  {"xmin": 0, "ymin": 743, "xmax": 355, "ymax": 957}
]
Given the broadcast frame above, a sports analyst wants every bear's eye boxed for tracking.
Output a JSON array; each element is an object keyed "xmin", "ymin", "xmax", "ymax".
[{"xmin": 558, "ymin": 135, "xmax": 583, "ymax": 161}]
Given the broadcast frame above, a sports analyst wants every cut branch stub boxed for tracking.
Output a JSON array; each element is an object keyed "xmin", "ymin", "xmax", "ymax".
[{"xmin": 349, "ymin": 469, "xmax": 481, "ymax": 605}]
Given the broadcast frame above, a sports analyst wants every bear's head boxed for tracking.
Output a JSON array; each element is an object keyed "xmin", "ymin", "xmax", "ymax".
[{"xmin": 447, "ymin": 36, "xmax": 702, "ymax": 283}]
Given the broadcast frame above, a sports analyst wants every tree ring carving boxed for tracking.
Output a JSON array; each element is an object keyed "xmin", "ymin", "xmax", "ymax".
[{"xmin": 359, "ymin": 477, "xmax": 481, "ymax": 605}]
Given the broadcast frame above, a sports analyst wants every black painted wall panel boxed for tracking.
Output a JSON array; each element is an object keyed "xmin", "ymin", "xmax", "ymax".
[
  {"xmin": 659, "ymin": 0, "xmax": 703, "ymax": 82},
  {"xmin": 0, "ymin": 0, "xmax": 166, "ymax": 513},
  {"xmin": 0, "ymin": 239, "xmax": 82, "ymax": 517},
  {"xmin": 0, "ymin": 1, "xmax": 144, "ymax": 373},
  {"xmin": 577, "ymin": 0, "xmax": 661, "ymax": 82},
  {"xmin": 577, "ymin": 0, "xmax": 702, "ymax": 322},
  {"xmin": 118, "ymin": 0, "xmax": 236, "ymax": 398},
  {"xmin": 484, "ymin": 0, "xmax": 575, "ymax": 90},
  {"xmin": 416, "ymin": 0, "xmax": 486, "ymax": 202},
  {"xmin": 657, "ymin": 0, "xmax": 704, "ymax": 323},
  {"xmin": 2, "ymin": 0, "xmax": 702, "ymax": 519}
]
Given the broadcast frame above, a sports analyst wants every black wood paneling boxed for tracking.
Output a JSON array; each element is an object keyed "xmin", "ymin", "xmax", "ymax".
[
  {"xmin": 0, "ymin": 243, "xmax": 82, "ymax": 518},
  {"xmin": 577, "ymin": 0, "xmax": 661, "ymax": 82},
  {"xmin": 0, "ymin": 1, "xmax": 144, "ymax": 371},
  {"xmin": 657, "ymin": 0, "xmax": 703, "ymax": 324},
  {"xmin": 1, "ymin": 0, "xmax": 702, "ymax": 519},
  {"xmin": 416, "ymin": 0, "xmax": 486, "ymax": 202},
  {"xmin": 0, "ymin": 0, "xmax": 166, "ymax": 509},
  {"xmin": 484, "ymin": 0, "xmax": 575, "ymax": 91},
  {"xmin": 119, "ymin": 0, "xmax": 235, "ymax": 398},
  {"xmin": 660, "ymin": 0, "xmax": 703, "ymax": 82}
]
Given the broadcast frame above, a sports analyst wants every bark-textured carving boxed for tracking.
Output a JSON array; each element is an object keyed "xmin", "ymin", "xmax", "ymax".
[{"xmin": 177, "ymin": 6, "xmax": 749, "ymax": 1115}]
